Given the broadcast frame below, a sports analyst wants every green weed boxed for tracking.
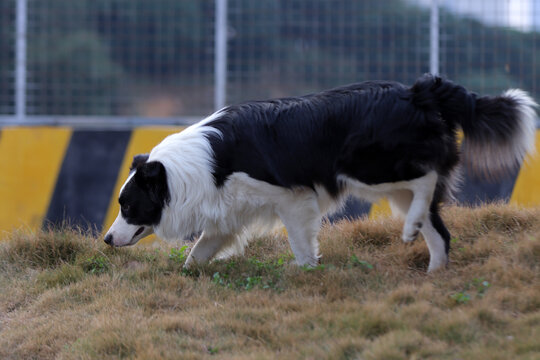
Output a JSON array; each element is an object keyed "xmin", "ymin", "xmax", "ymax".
[
  {"xmin": 471, "ymin": 278, "xmax": 491, "ymax": 297},
  {"xmin": 168, "ymin": 245, "xmax": 189, "ymax": 264},
  {"xmin": 82, "ymin": 255, "xmax": 110, "ymax": 274},
  {"xmin": 209, "ymin": 256, "xmax": 288, "ymax": 291},
  {"xmin": 450, "ymin": 292, "xmax": 471, "ymax": 304},
  {"xmin": 450, "ymin": 278, "xmax": 491, "ymax": 304},
  {"xmin": 349, "ymin": 254, "xmax": 374, "ymax": 271}
]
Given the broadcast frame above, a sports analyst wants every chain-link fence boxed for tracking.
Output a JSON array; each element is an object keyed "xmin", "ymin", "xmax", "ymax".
[
  {"xmin": 0, "ymin": 2, "xmax": 15, "ymax": 115},
  {"xmin": 25, "ymin": 0, "xmax": 215, "ymax": 118},
  {"xmin": 0, "ymin": 0, "xmax": 538, "ymax": 125}
]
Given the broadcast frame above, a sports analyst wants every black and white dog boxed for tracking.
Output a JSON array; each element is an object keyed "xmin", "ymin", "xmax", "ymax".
[{"xmin": 104, "ymin": 74, "xmax": 537, "ymax": 272}]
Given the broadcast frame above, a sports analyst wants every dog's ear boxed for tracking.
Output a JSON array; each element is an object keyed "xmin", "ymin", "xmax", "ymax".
[
  {"xmin": 130, "ymin": 154, "xmax": 149, "ymax": 172},
  {"xmin": 135, "ymin": 161, "xmax": 170, "ymax": 206}
]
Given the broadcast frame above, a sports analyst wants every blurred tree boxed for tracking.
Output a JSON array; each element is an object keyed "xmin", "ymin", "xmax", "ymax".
[
  {"xmin": 3, "ymin": 0, "xmax": 537, "ymax": 115},
  {"xmin": 27, "ymin": 0, "xmax": 123, "ymax": 115},
  {"xmin": 29, "ymin": 31, "xmax": 123, "ymax": 115},
  {"xmin": 440, "ymin": 12, "xmax": 539, "ymax": 97},
  {"xmin": 94, "ymin": 0, "xmax": 213, "ymax": 78}
]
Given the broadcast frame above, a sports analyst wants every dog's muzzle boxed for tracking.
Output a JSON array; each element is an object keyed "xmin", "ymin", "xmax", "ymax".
[{"xmin": 104, "ymin": 211, "xmax": 154, "ymax": 247}]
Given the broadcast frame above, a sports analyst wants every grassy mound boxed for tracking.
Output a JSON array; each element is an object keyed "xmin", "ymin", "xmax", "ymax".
[{"xmin": 0, "ymin": 204, "xmax": 539, "ymax": 359}]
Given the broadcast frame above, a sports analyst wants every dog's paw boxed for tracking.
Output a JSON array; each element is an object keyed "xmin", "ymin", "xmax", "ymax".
[
  {"xmin": 402, "ymin": 221, "xmax": 423, "ymax": 243},
  {"xmin": 295, "ymin": 255, "xmax": 320, "ymax": 268},
  {"xmin": 427, "ymin": 253, "xmax": 449, "ymax": 273},
  {"xmin": 183, "ymin": 255, "xmax": 195, "ymax": 270}
]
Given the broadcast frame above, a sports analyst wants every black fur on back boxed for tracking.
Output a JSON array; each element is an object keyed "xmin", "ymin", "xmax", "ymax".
[{"xmin": 205, "ymin": 76, "xmax": 461, "ymax": 197}]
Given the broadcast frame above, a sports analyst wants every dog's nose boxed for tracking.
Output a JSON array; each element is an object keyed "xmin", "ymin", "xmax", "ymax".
[{"xmin": 104, "ymin": 234, "xmax": 113, "ymax": 245}]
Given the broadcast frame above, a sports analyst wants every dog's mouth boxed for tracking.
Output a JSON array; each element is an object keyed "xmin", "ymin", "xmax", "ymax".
[
  {"xmin": 131, "ymin": 226, "xmax": 146, "ymax": 241},
  {"xmin": 117, "ymin": 226, "xmax": 147, "ymax": 247}
]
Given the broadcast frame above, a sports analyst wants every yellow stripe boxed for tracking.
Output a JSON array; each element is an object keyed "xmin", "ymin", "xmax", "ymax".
[
  {"xmin": 0, "ymin": 127, "xmax": 71, "ymax": 237},
  {"xmin": 369, "ymin": 198, "xmax": 392, "ymax": 219},
  {"xmin": 510, "ymin": 131, "xmax": 540, "ymax": 207},
  {"xmin": 103, "ymin": 127, "xmax": 184, "ymax": 244}
]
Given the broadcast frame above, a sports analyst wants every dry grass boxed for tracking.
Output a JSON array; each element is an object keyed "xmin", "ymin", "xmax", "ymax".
[{"xmin": 0, "ymin": 204, "xmax": 539, "ymax": 359}]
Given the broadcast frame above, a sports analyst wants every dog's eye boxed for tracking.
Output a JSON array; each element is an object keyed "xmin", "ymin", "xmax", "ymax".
[{"xmin": 121, "ymin": 204, "xmax": 130, "ymax": 212}]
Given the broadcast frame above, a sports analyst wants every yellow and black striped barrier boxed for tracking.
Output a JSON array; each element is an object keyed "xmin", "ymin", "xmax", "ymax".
[
  {"xmin": 0, "ymin": 127, "xmax": 182, "ymax": 243},
  {"xmin": 1, "ymin": 127, "xmax": 539, "ymax": 241}
]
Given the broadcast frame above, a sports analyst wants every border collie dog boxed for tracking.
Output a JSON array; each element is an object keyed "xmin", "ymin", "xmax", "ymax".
[{"xmin": 104, "ymin": 74, "xmax": 537, "ymax": 272}]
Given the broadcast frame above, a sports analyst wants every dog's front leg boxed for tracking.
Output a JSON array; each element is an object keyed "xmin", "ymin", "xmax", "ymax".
[
  {"xmin": 184, "ymin": 232, "xmax": 233, "ymax": 269},
  {"xmin": 277, "ymin": 194, "xmax": 322, "ymax": 267}
]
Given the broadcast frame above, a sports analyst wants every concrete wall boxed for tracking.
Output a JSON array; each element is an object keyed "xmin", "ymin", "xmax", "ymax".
[{"xmin": 1, "ymin": 127, "xmax": 539, "ymax": 242}]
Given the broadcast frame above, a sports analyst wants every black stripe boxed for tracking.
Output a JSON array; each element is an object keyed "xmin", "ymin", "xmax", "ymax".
[
  {"xmin": 328, "ymin": 198, "xmax": 371, "ymax": 223},
  {"xmin": 456, "ymin": 166, "xmax": 520, "ymax": 206},
  {"xmin": 44, "ymin": 130, "xmax": 131, "ymax": 234}
]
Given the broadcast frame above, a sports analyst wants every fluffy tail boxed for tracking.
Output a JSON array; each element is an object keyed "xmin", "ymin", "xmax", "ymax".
[{"xmin": 412, "ymin": 74, "xmax": 538, "ymax": 177}]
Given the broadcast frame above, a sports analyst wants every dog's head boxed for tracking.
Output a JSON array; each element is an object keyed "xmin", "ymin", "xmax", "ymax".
[{"xmin": 104, "ymin": 154, "xmax": 170, "ymax": 247}]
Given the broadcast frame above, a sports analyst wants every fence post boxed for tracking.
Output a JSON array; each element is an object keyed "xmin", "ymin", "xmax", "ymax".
[
  {"xmin": 214, "ymin": 0, "xmax": 227, "ymax": 112},
  {"xmin": 430, "ymin": 0, "xmax": 439, "ymax": 75},
  {"xmin": 15, "ymin": 0, "xmax": 27, "ymax": 123}
]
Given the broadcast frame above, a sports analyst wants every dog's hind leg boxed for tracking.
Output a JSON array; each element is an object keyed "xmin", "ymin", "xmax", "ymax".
[
  {"xmin": 277, "ymin": 192, "xmax": 322, "ymax": 267},
  {"xmin": 422, "ymin": 187, "xmax": 451, "ymax": 272},
  {"xmin": 401, "ymin": 171, "xmax": 438, "ymax": 243},
  {"xmin": 184, "ymin": 232, "xmax": 234, "ymax": 269},
  {"xmin": 388, "ymin": 189, "xmax": 413, "ymax": 219},
  {"xmin": 421, "ymin": 211, "xmax": 450, "ymax": 272},
  {"xmin": 389, "ymin": 174, "xmax": 450, "ymax": 271}
]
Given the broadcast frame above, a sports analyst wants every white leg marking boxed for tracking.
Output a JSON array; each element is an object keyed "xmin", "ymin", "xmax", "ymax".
[
  {"xmin": 184, "ymin": 232, "xmax": 233, "ymax": 269},
  {"xmin": 340, "ymin": 171, "xmax": 444, "ymax": 271},
  {"xmin": 388, "ymin": 189, "xmax": 413, "ymax": 219},
  {"xmin": 277, "ymin": 192, "xmax": 322, "ymax": 267},
  {"xmin": 402, "ymin": 172, "xmax": 438, "ymax": 243},
  {"xmin": 421, "ymin": 219, "xmax": 448, "ymax": 272}
]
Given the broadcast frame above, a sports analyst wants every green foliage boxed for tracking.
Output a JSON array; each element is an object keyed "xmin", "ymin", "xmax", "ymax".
[
  {"xmin": 82, "ymin": 255, "xmax": 110, "ymax": 274},
  {"xmin": 210, "ymin": 255, "xmax": 289, "ymax": 291},
  {"xmin": 349, "ymin": 255, "xmax": 374, "ymax": 271},
  {"xmin": 212, "ymin": 271, "xmax": 264, "ymax": 291},
  {"xmin": 471, "ymin": 278, "xmax": 491, "ymax": 297},
  {"xmin": 212, "ymin": 271, "xmax": 228, "ymax": 286},
  {"xmin": 450, "ymin": 292, "xmax": 471, "ymax": 304},
  {"xmin": 450, "ymin": 277, "xmax": 491, "ymax": 304},
  {"xmin": 168, "ymin": 245, "xmax": 189, "ymax": 264}
]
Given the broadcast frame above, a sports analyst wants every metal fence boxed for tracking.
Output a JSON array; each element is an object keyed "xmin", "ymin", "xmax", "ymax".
[{"xmin": 0, "ymin": 0, "xmax": 538, "ymax": 127}]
